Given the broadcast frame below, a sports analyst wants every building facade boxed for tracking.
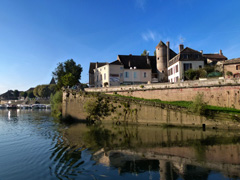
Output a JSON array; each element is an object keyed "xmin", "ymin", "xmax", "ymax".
[
  {"xmin": 89, "ymin": 40, "xmax": 227, "ymax": 87},
  {"xmin": 223, "ymin": 58, "xmax": 240, "ymax": 78},
  {"xmin": 168, "ymin": 46, "xmax": 205, "ymax": 82}
]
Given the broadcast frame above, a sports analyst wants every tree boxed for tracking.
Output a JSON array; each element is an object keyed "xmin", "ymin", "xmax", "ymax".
[
  {"xmin": 13, "ymin": 90, "xmax": 19, "ymax": 98},
  {"xmin": 28, "ymin": 91, "xmax": 35, "ymax": 98},
  {"xmin": 52, "ymin": 59, "xmax": 82, "ymax": 90},
  {"xmin": 154, "ymin": 50, "xmax": 156, "ymax": 56},
  {"xmin": 20, "ymin": 91, "xmax": 28, "ymax": 98},
  {"xmin": 141, "ymin": 49, "xmax": 148, "ymax": 56},
  {"xmin": 33, "ymin": 84, "xmax": 56, "ymax": 98}
]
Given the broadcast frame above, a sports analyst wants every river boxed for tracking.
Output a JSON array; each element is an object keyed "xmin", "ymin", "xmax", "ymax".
[{"xmin": 0, "ymin": 109, "xmax": 240, "ymax": 180}]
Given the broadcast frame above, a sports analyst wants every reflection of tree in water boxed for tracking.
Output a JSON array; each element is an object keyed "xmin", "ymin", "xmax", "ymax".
[{"xmin": 83, "ymin": 125, "xmax": 116, "ymax": 151}]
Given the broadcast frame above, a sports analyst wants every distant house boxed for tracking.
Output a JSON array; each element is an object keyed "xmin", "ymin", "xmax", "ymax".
[
  {"xmin": 223, "ymin": 58, "xmax": 240, "ymax": 78},
  {"xmin": 168, "ymin": 45, "xmax": 206, "ymax": 82},
  {"xmin": 94, "ymin": 60, "xmax": 124, "ymax": 87},
  {"xmin": 203, "ymin": 50, "xmax": 227, "ymax": 65}
]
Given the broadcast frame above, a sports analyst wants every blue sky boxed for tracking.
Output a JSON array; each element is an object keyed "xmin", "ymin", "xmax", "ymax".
[{"xmin": 0, "ymin": 0, "xmax": 240, "ymax": 93}]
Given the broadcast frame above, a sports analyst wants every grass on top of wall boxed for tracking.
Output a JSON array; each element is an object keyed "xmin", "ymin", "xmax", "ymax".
[{"xmin": 110, "ymin": 94, "xmax": 240, "ymax": 115}]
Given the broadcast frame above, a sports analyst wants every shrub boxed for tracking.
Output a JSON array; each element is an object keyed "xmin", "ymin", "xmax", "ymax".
[
  {"xmin": 189, "ymin": 93, "xmax": 207, "ymax": 115},
  {"xmin": 226, "ymin": 71, "xmax": 233, "ymax": 76},
  {"xmin": 50, "ymin": 91, "xmax": 63, "ymax": 118}
]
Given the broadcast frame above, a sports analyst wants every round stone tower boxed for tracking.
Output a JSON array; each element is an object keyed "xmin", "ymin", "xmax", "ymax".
[{"xmin": 156, "ymin": 41, "xmax": 167, "ymax": 81}]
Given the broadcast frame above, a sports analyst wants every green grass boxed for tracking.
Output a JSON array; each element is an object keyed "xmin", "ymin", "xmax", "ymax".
[{"xmin": 109, "ymin": 94, "xmax": 240, "ymax": 115}]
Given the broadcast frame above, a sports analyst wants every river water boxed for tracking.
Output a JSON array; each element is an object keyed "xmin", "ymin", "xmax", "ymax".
[{"xmin": 0, "ymin": 109, "xmax": 240, "ymax": 180}]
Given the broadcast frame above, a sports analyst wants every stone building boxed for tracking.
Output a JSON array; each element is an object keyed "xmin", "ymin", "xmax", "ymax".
[
  {"xmin": 203, "ymin": 50, "xmax": 227, "ymax": 72},
  {"xmin": 223, "ymin": 58, "xmax": 240, "ymax": 78},
  {"xmin": 203, "ymin": 50, "xmax": 227, "ymax": 65}
]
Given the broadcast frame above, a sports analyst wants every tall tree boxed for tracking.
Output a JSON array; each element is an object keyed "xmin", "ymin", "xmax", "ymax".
[{"xmin": 52, "ymin": 59, "xmax": 82, "ymax": 90}]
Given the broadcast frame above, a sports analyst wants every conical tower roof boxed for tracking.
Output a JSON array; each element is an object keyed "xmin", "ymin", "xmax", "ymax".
[{"xmin": 156, "ymin": 40, "xmax": 167, "ymax": 48}]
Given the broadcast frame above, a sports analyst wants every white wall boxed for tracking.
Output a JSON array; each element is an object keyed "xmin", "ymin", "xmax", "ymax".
[
  {"xmin": 168, "ymin": 61, "xmax": 205, "ymax": 82},
  {"xmin": 123, "ymin": 69, "xmax": 151, "ymax": 84},
  {"xmin": 168, "ymin": 62, "xmax": 180, "ymax": 83}
]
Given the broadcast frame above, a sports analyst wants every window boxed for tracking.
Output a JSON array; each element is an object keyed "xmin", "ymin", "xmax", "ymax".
[
  {"xmin": 125, "ymin": 72, "xmax": 129, "ymax": 78},
  {"xmin": 176, "ymin": 76, "xmax": 178, "ymax": 82},
  {"xmin": 176, "ymin": 65, "xmax": 178, "ymax": 73},
  {"xmin": 199, "ymin": 65, "xmax": 202, "ymax": 69},
  {"xmin": 134, "ymin": 72, "xmax": 137, "ymax": 79},
  {"xmin": 143, "ymin": 72, "xmax": 147, "ymax": 78},
  {"xmin": 236, "ymin": 65, "xmax": 240, "ymax": 70},
  {"xmin": 120, "ymin": 73, "xmax": 123, "ymax": 78},
  {"xmin": 104, "ymin": 73, "xmax": 106, "ymax": 80},
  {"xmin": 184, "ymin": 54, "xmax": 188, "ymax": 59},
  {"xmin": 183, "ymin": 63, "xmax": 192, "ymax": 71}
]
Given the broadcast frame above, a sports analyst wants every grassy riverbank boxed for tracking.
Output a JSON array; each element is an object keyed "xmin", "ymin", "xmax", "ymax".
[{"xmin": 108, "ymin": 94, "xmax": 240, "ymax": 115}]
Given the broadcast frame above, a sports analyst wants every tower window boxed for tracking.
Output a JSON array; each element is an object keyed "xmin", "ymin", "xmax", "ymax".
[{"xmin": 158, "ymin": 57, "xmax": 159, "ymax": 60}]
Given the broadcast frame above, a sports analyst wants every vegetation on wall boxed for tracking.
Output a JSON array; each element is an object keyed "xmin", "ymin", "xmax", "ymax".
[
  {"xmin": 188, "ymin": 93, "xmax": 206, "ymax": 115},
  {"xmin": 84, "ymin": 96, "xmax": 113, "ymax": 122},
  {"xmin": 50, "ymin": 91, "xmax": 63, "ymax": 118}
]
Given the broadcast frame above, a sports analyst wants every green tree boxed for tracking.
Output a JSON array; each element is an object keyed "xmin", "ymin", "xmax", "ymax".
[
  {"xmin": 20, "ymin": 91, "xmax": 28, "ymax": 98},
  {"xmin": 50, "ymin": 91, "xmax": 62, "ymax": 118},
  {"xmin": 141, "ymin": 49, "xmax": 148, "ymax": 56},
  {"xmin": 27, "ymin": 91, "xmax": 35, "ymax": 98},
  {"xmin": 33, "ymin": 85, "xmax": 41, "ymax": 97},
  {"xmin": 53, "ymin": 59, "xmax": 82, "ymax": 90},
  {"xmin": 13, "ymin": 90, "xmax": 19, "ymax": 98},
  {"xmin": 154, "ymin": 50, "xmax": 156, "ymax": 56}
]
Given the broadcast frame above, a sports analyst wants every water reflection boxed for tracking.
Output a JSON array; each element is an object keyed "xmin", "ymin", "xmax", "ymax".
[
  {"xmin": 61, "ymin": 124, "xmax": 240, "ymax": 179},
  {"xmin": 1, "ymin": 110, "xmax": 240, "ymax": 179}
]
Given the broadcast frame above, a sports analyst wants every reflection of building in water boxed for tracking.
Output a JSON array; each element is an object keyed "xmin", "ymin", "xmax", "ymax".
[
  {"xmin": 92, "ymin": 146, "xmax": 240, "ymax": 180},
  {"xmin": 62, "ymin": 124, "xmax": 240, "ymax": 179}
]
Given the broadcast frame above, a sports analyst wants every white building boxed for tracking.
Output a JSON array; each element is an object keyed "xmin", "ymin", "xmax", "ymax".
[{"xmin": 168, "ymin": 45, "xmax": 205, "ymax": 82}]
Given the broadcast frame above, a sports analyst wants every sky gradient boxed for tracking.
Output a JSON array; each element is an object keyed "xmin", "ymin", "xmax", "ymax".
[{"xmin": 0, "ymin": 0, "xmax": 240, "ymax": 93}]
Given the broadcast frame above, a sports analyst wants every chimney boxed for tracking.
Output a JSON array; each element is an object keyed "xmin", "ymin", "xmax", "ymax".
[
  {"xmin": 146, "ymin": 51, "xmax": 150, "ymax": 65},
  {"xmin": 200, "ymin": 50, "xmax": 203, "ymax": 54},
  {"xmin": 129, "ymin": 54, "xmax": 132, "ymax": 56},
  {"xmin": 219, "ymin": 49, "xmax": 223, "ymax": 55},
  {"xmin": 95, "ymin": 62, "xmax": 98, "ymax": 69},
  {"xmin": 166, "ymin": 41, "xmax": 170, "ymax": 67},
  {"xmin": 179, "ymin": 44, "xmax": 184, "ymax": 53},
  {"xmin": 128, "ymin": 60, "xmax": 131, "ymax": 67}
]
